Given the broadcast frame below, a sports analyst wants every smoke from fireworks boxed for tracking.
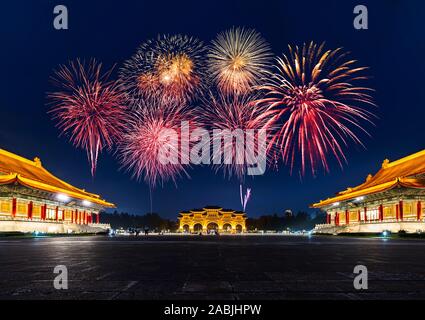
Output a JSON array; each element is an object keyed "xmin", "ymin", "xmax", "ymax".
[
  {"xmin": 257, "ymin": 42, "xmax": 375, "ymax": 175},
  {"xmin": 240, "ymin": 184, "xmax": 252, "ymax": 211},
  {"xmin": 117, "ymin": 99, "xmax": 196, "ymax": 187},
  {"xmin": 47, "ymin": 59, "xmax": 127, "ymax": 176},
  {"xmin": 120, "ymin": 35, "xmax": 206, "ymax": 106},
  {"xmin": 207, "ymin": 27, "xmax": 272, "ymax": 95},
  {"xmin": 201, "ymin": 92, "xmax": 274, "ymax": 180}
]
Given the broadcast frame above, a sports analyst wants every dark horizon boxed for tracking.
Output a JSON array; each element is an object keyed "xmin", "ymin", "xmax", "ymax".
[{"xmin": 0, "ymin": 0, "xmax": 424, "ymax": 219}]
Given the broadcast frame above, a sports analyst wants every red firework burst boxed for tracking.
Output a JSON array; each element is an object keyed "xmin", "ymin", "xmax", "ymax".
[
  {"xmin": 201, "ymin": 92, "xmax": 274, "ymax": 180},
  {"xmin": 117, "ymin": 99, "xmax": 196, "ymax": 187},
  {"xmin": 47, "ymin": 59, "xmax": 128, "ymax": 176},
  {"xmin": 257, "ymin": 42, "xmax": 375, "ymax": 176}
]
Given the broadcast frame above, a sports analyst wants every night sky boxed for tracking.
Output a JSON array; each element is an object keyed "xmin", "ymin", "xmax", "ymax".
[{"xmin": 0, "ymin": 0, "xmax": 423, "ymax": 219}]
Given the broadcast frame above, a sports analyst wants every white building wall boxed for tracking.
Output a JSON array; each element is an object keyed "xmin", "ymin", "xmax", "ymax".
[{"xmin": 0, "ymin": 219, "xmax": 110, "ymax": 234}]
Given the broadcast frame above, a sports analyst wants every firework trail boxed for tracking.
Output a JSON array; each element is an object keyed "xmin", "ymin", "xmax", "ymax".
[
  {"xmin": 201, "ymin": 92, "xmax": 275, "ymax": 180},
  {"xmin": 47, "ymin": 59, "xmax": 128, "ymax": 176},
  {"xmin": 207, "ymin": 27, "xmax": 272, "ymax": 95},
  {"xmin": 119, "ymin": 34, "xmax": 206, "ymax": 106},
  {"xmin": 117, "ymin": 98, "xmax": 197, "ymax": 188},
  {"xmin": 256, "ymin": 42, "xmax": 375, "ymax": 176},
  {"xmin": 240, "ymin": 184, "xmax": 252, "ymax": 211}
]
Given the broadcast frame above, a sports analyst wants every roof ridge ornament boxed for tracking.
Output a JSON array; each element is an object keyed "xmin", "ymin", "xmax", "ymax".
[
  {"xmin": 382, "ymin": 158, "xmax": 390, "ymax": 169},
  {"xmin": 33, "ymin": 157, "xmax": 42, "ymax": 167},
  {"xmin": 366, "ymin": 174, "xmax": 372, "ymax": 182}
]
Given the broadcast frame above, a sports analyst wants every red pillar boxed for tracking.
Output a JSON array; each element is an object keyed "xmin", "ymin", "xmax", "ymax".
[
  {"xmin": 379, "ymin": 204, "xmax": 384, "ymax": 221},
  {"xmin": 396, "ymin": 204, "xmax": 399, "ymax": 220},
  {"xmin": 399, "ymin": 200, "xmax": 404, "ymax": 221},
  {"xmin": 326, "ymin": 213, "xmax": 330, "ymax": 224},
  {"xmin": 335, "ymin": 212, "xmax": 339, "ymax": 226},
  {"xmin": 41, "ymin": 204, "xmax": 46, "ymax": 220},
  {"xmin": 364, "ymin": 207, "xmax": 368, "ymax": 222},
  {"xmin": 55, "ymin": 206, "xmax": 59, "ymax": 221},
  {"xmin": 417, "ymin": 201, "xmax": 422, "ymax": 221},
  {"xmin": 358, "ymin": 210, "xmax": 361, "ymax": 222},
  {"xmin": 96, "ymin": 213, "xmax": 100, "ymax": 224},
  {"xmin": 345, "ymin": 210, "xmax": 349, "ymax": 225},
  {"xmin": 11, "ymin": 198, "xmax": 17, "ymax": 218},
  {"xmin": 27, "ymin": 201, "xmax": 33, "ymax": 220}
]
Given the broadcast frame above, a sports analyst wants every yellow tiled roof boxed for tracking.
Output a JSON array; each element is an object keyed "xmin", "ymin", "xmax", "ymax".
[
  {"xmin": 0, "ymin": 149, "xmax": 114, "ymax": 207},
  {"xmin": 311, "ymin": 149, "xmax": 425, "ymax": 208}
]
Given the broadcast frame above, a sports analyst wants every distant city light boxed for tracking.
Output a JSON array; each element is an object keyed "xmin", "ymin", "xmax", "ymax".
[
  {"xmin": 56, "ymin": 193, "xmax": 70, "ymax": 202},
  {"xmin": 82, "ymin": 200, "xmax": 91, "ymax": 207}
]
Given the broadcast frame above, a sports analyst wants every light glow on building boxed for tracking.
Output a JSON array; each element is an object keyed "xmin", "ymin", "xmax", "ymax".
[
  {"xmin": 178, "ymin": 206, "xmax": 247, "ymax": 234},
  {"xmin": 312, "ymin": 149, "xmax": 425, "ymax": 234},
  {"xmin": 0, "ymin": 148, "xmax": 114, "ymax": 233}
]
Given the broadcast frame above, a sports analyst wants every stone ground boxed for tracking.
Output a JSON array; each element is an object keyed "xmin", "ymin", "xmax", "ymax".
[{"xmin": 0, "ymin": 235, "xmax": 425, "ymax": 300}]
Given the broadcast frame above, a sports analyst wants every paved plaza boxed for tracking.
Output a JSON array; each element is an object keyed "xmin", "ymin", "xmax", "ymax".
[{"xmin": 1, "ymin": 235, "xmax": 425, "ymax": 299}]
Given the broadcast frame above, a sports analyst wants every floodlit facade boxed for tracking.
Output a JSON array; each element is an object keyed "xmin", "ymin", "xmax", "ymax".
[
  {"xmin": 178, "ymin": 206, "xmax": 247, "ymax": 233},
  {"xmin": 312, "ymin": 149, "xmax": 425, "ymax": 234},
  {"xmin": 0, "ymin": 148, "xmax": 114, "ymax": 234}
]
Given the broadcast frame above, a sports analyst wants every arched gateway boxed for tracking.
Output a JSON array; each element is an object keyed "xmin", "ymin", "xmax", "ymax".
[{"xmin": 178, "ymin": 206, "xmax": 247, "ymax": 234}]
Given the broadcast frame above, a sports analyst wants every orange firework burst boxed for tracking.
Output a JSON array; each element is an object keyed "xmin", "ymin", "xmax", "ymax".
[
  {"xmin": 207, "ymin": 27, "xmax": 272, "ymax": 95},
  {"xmin": 257, "ymin": 42, "xmax": 376, "ymax": 176},
  {"xmin": 120, "ymin": 35, "xmax": 206, "ymax": 106}
]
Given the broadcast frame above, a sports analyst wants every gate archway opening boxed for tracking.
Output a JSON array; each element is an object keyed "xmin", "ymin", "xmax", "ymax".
[
  {"xmin": 223, "ymin": 223, "xmax": 232, "ymax": 232},
  {"xmin": 235, "ymin": 224, "xmax": 243, "ymax": 233},
  {"xmin": 193, "ymin": 223, "xmax": 203, "ymax": 232},
  {"xmin": 207, "ymin": 222, "xmax": 219, "ymax": 234}
]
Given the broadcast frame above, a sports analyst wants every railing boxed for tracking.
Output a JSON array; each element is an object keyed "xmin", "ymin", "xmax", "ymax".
[
  {"xmin": 88, "ymin": 223, "xmax": 110, "ymax": 229},
  {"xmin": 0, "ymin": 216, "xmax": 107, "ymax": 225},
  {"xmin": 315, "ymin": 218, "xmax": 425, "ymax": 228}
]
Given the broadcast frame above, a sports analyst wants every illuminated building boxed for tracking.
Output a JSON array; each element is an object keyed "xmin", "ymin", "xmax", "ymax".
[
  {"xmin": 312, "ymin": 149, "xmax": 425, "ymax": 234},
  {"xmin": 0, "ymin": 148, "xmax": 114, "ymax": 233},
  {"xmin": 178, "ymin": 206, "xmax": 247, "ymax": 233}
]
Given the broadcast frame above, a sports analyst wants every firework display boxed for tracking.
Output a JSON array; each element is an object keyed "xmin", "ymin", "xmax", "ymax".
[
  {"xmin": 240, "ymin": 184, "xmax": 252, "ymax": 211},
  {"xmin": 47, "ymin": 59, "xmax": 127, "ymax": 176},
  {"xmin": 256, "ymin": 42, "xmax": 375, "ymax": 175},
  {"xmin": 117, "ymin": 99, "xmax": 196, "ymax": 187},
  {"xmin": 119, "ymin": 35, "xmax": 206, "ymax": 105},
  {"xmin": 207, "ymin": 27, "xmax": 272, "ymax": 95},
  {"xmin": 201, "ymin": 92, "xmax": 274, "ymax": 180},
  {"xmin": 48, "ymin": 32, "xmax": 375, "ymax": 185}
]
